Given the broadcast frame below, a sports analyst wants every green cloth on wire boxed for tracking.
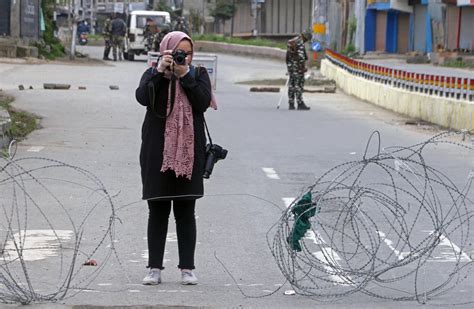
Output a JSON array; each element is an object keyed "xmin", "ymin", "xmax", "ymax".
[{"xmin": 287, "ymin": 192, "xmax": 317, "ymax": 252}]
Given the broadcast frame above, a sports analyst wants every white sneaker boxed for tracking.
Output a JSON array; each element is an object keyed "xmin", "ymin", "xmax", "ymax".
[
  {"xmin": 142, "ymin": 268, "xmax": 161, "ymax": 285},
  {"xmin": 181, "ymin": 269, "xmax": 198, "ymax": 285}
]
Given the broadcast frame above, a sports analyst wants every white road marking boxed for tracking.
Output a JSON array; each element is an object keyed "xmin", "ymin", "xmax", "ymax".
[
  {"xmin": 128, "ymin": 260, "xmax": 140, "ymax": 263},
  {"xmin": 3, "ymin": 230, "xmax": 73, "ymax": 261},
  {"xmin": 128, "ymin": 290, "xmax": 140, "ymax": 293},
  {"xmin": 304, "ymin": 230, "xmax": 327, "ymax": 245},
  {"xmin": 427, "ymin": 231, "xmax": 472, "ymax": 263},
  {"xmin": 282, "ymin": 197, "xmax": 296, "ymax": 208},
  {"xmin": 97, "ymin": 283, "xmax": 112, "ymax": 286},
  {"xmin": 262, "ymin": 167, "xmax": 280, "ymax": 179},
  {"xmin": 377, "ymin": 231, "xmax": 410, "ymax": 261},
  {"xmin": 27, "ymin": 146, "xmax": 45, "ymax": 152},
  {"xmin": 313, "ymin": 248, "xmax": 353, "ymax": 286}
]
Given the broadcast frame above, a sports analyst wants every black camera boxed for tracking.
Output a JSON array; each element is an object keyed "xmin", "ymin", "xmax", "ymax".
[
  {"xmin": 172, "ymin": 50, "xmax": 187, "ymax": 65},
  {"xmin": 203, "ymin": 144, "xmax": 228, "ymax": 179}
]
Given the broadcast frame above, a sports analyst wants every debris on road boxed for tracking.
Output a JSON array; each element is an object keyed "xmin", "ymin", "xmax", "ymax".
[
  {"xmin": 250, "ymin": 87, "xmax": 280, "ymax": 92},
  {"xmin": 83, "ymin": 259, "xmax": 98, "ymax": 266},
  {"xmin": 18, "ymin": 85, "xmax": 24, "ymax": 90},
  {"xmin": 78, "ymin": 86, "xmax": 87, "ymax": 90},
  {"xmin": 43, "ymin": 83, "xmax": 71, "ymax": 90},
  {"xmin": 109, "ymin": 85, "xmax": 119, "ymax": 90}
]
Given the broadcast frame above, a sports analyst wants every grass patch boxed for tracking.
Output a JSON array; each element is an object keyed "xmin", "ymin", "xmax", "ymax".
[
  {"xmin": 443, "ymin": 58, "xmax": 468, "ymax": 68},
  {"xmin": 0, "ymin": 93, "xmax": 39, "ymax": 140},
  {"xmin": 193, "ymin": 34, "xmax": 287, "ymax": 50}
]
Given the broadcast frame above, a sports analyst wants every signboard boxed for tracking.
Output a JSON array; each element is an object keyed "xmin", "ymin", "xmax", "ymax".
[
  {"xmin": 20, "ymin": 0, "xmax": 40, "ymax": 38},
  {"xmin": 114, "ymin": 2, "xmax": 124, "ymax": 13},
  {"xmin": 311, "ymin": 41, "xmax": 322, "ymax": 52},
  {"xmin": 457, "ymin": 0, "xmax": 474, "ymax": 6}
]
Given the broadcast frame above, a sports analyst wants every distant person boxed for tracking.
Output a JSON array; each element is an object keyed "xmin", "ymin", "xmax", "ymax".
[
  {"xmin": 286, "ymin": 30, "xmax": 311, "ymax": 110},
  {"xmin": 135, "ymin": 31, "xmax": 216, "ymax": 286},
  {"xmin": 111, "ymin": 13, "xmax": 127, "ymax": 61},
  {"xmin": 143, "ymin": 18, "xmax": 159, "ymax": 52},
  {"xmin": 102, "ymin": 16, "xmax": 112, "ymax": 60},
  {"xmin": 77, "ymin": 20, "xmax": 89, "ymax": 38},
  {"xmin": 174, "ymin": 17, "xmax": 189, "ymax": 35}
]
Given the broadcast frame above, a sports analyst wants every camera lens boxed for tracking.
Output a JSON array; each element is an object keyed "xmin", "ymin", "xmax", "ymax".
[{"xmin": 173, "ymin": 50, "xmax": 187, "ymax": 65}]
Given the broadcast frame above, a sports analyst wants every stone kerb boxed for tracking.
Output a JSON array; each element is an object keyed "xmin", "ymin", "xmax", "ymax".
[
  {"xmin": 321, "ymin": 59, "xmax": 474, "ymax": 131},
  {"xmin": 0, "ymin": 107, "xmax": 11, "ymax": 149},
  {"xmin": 194, "ymin": 41, "xmax": 286, "ymax": 60}
]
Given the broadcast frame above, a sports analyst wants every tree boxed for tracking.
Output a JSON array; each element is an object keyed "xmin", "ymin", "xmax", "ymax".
[{"xmin": 209, "ymin": 0, "xmax": 237, "ymax": 35}]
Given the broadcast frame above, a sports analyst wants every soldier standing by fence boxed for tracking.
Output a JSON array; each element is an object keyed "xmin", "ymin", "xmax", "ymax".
[
  {"xmin": 102, "ymin": 16, "xmax": 112, "ymax": 60},
  {"xmin": 286, "ymin": 30, "xmax": 311, "ymax": 110}
]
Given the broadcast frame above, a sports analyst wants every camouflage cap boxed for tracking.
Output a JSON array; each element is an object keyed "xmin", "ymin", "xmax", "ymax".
[{"xmin": 301, "ymin": 29, "xmax": 312, "ymax": 41}]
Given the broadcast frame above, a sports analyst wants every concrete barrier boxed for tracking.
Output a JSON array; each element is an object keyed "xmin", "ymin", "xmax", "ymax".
[
  {"xmin": 194, "ymin": 41, "xmax": 286, "ymax": 60},
  {"xmin": 321, "ymin": 59, "xmax": 474, "ymax": 131}
]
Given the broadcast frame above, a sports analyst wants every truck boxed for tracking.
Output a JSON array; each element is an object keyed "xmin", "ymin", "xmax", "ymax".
[{"xmin": 123, "ymin": 10, "xmax": 171, "ymax": 61}]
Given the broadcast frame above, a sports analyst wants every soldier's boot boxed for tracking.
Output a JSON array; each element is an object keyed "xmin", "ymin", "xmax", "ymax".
[
  {"xmin": 118, "ymin": 52, "xmax": 123, "ymax": 61},
  {"xmin": 113, "ymin": 54, "xmax": 117, "ymax": 61},
  {"xmin": 289, "ymin": 102, "xmax": 295, "ymax": 110},
  {"xmin": 103, "ymin": 51, "xmax": 111, "ymax": 61},
  {"xmin": 297, "ymin": 102, "xmax": 310, "ymax": 110}
]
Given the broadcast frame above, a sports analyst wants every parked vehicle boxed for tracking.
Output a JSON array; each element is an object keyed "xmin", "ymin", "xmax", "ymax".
[{"xmin": 124, "ymin": 10, "xmax": 171, "ymax": 61}]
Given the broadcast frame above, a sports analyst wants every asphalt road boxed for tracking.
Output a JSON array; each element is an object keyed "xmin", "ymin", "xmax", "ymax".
[{"xmin": 0, "ymin": 46, "xmax": 473, "ymax": 308}]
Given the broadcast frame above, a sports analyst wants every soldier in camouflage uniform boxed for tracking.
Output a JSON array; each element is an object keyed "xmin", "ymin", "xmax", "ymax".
[
  {"xmin": 286, "ymin": 30, "xmax": 311, "ymax": 110},
  {"xmin": 102, "ymin": 16, "xmax": 112, "ymax": 60}
]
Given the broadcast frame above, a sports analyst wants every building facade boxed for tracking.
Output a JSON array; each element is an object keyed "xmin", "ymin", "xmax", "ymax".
[{"xmin": 364, "ymin": 0, "xmax": 473, "ymax": 54}]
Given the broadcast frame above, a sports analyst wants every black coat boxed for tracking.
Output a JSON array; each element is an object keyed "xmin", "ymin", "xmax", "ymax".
[{"xmin": 135, "ymin": 67, "xmax": 212, "ymax": 200}]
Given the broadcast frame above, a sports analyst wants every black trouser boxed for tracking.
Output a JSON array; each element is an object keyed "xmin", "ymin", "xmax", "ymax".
[{"xmin": 147, "ymin": 199, "xmax": 196, "ymax": 270}]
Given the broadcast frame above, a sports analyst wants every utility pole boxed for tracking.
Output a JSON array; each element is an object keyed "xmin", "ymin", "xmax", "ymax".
[
  {"xmin": 251, "ymin": 0, "xmax": 257, "ymax": 37},
  {"xmin": 69, "ymin": 0, "xmax": 78, "ymax": 59}
]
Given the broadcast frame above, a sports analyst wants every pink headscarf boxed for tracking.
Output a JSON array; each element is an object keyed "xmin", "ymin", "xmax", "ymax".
[{"xmin": 159, "ymin": 31, "xmax": 214, "ymax": 180}]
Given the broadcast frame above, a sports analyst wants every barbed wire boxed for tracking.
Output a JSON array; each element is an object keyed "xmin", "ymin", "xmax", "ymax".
[
  {"xmin": 268, "ymin": 131, "xmax": 474, "ymax": 304},
  {"xmin": 2, "ymin": 131, "xmax": 473, "ymax": 305},
  {"xmin": 0, "ymin": 146, "xmax": 118, "ymax": 304}
]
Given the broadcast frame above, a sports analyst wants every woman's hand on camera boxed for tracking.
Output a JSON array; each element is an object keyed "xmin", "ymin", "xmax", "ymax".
[
  {"xmin": 157, "ymin": 50, "xmax": 173, "ymax": 73},
  {"xmin": 173, "ymin": 61, "xmax": 189, "ymax": 78}
]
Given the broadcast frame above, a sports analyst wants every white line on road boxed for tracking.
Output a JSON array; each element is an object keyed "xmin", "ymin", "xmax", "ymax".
[
  {"xmin": 282, "ymin": 197, "xmax": 296, "ymax": 208},
  {"xmin": 377, "ymin": 231, "xmax": 410, "ymax": 261},
  {"xmin": 313, "ymin": 248, "xmax": 353, "ymax": 286},
  {"xmin": 427, "ymin": 231, "xmax": 472, "ymax": 262},
  {"xmin": 262, "ymin": 167, "xmax": 280, "ymax": 179},
  {"xmin": 27, "ymin": 146, "xmax": 45, "ymax": 152},
  {"xmin": 3, "ymin": 230, "xmax": 73, "ymax": 261}
]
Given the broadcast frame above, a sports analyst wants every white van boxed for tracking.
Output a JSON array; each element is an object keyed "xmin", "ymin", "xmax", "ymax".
[{"xmin": 124, "ymin": 10, "xmax": 171, "ymax": 61}]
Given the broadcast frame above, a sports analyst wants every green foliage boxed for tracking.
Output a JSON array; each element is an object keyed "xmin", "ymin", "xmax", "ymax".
[
  {"xmin": 341, "ymin": 43, "xmax": 357, "ymax": 57},
  {"xmin": 0, "ymin": 94, "xmax": 39, "ymax": 141},
  {"xmin": 348, "ymin": 15, "xmax": 357, "ymax": 45},
  {"xmin": 209, "ymin": 0, "xmax": 236, "ymax": 23},
  {"xmin": 189, "ymin": 8, "xmax": 204, "ymax": 33},
  {"xmin": 443, "ymin": 58, "xmax": 468, "ymax": 68},
  {"xmin": 38, "ymin": 0, "xmax": 65, "ymax": 59},
  {"xmin": 193, "ymin": 34, "xmax": 287, "ymax": 50},
  {"xmin": 154, "ymin": 1, "xmax": 177, "ymax": 19}
]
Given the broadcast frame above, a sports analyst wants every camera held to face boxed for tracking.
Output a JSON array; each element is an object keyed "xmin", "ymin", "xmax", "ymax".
[
  {"xmin": 203, "ymin": 144, "xmax": 228, "ymax": 179},
  {"xmin": 172, "ymin": 50, "xmax": 187, "ymax": 65}
]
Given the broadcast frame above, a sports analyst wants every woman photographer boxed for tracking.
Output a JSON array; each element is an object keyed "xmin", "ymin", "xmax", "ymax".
[{"xmin": 135, "ymin": 31, "xmax": 215, "ymax": 285}]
